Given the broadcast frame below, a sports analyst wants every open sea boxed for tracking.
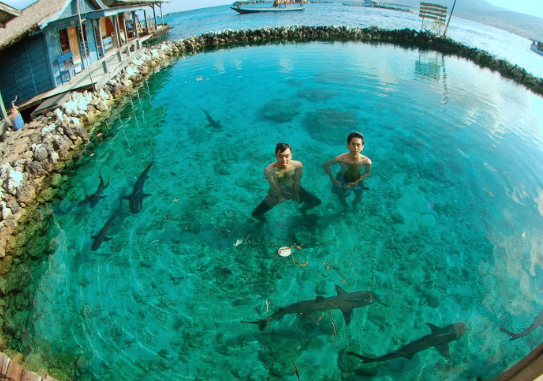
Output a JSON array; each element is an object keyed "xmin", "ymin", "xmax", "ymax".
[{"xmin": 17, "ymin": 3, "xmax": 543, "ymax": 381}]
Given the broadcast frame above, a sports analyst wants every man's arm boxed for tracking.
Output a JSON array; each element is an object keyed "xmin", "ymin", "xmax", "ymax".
[
  {"xmin": 347, "ymin": 160, "xmax": 372, "ymax": 188},
  {"xmin": 323, "ymin": 156, "xmax": 342, "ymax": 187},
  {"xmin": 264, "ymin": 165, "xmax": 286, "ymax": 202},
  {"xmin": 293, "ymin": 162, "xmax": 302, "ymax": 202}
]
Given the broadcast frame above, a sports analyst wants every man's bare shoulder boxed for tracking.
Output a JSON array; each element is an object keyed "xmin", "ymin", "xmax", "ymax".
[
  {"xmin": 335, "ymin": 153, "xmax": 352, "ymax": 163},
  {"xmin": 291, "ymin": 160, "xmax": 303, "ymax": 168},
  {"xmin": 264, "ymin": 162, "xmax": 279, "ymax": 174},
  {"xmin": 361, "ymin": 155, "xmax": 372, "ymax": 165}
]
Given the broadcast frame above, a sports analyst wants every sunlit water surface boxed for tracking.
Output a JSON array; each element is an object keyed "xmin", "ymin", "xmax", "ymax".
[{"xmin": 27, "ymin": 34, "xmax": 543, "ymax": 381}]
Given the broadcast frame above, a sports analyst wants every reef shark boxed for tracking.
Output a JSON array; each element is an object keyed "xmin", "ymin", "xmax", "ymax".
[
  {"xmin": 91, "ymin": 201, "xmax": 121, "ymax": 251},
  {"xmin": 242, "ymin": 285, "xmax": 377, "ymax": 331},
  {"xmin": 347, "ymin": 322, "xmax": 468, "ymax": 363},
  {"xmin": 79, "ymin": 169, "xmax": 109, "ymax": 208},
  {"xmin": 201, "ymin": 109, "xmax": 222, "ymax": 130},
  {"xmin": 500, "ymin": 309, "xmax": 543, "ymax": 341},
  {"xmin": 121, "ymin": 156, "xmax": 153, "ymax": 214}
]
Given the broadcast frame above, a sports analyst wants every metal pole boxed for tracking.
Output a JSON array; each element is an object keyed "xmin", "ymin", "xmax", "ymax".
[{"xmin": 443, "ymin": 0, "xmax": 457, "ymax": 37}]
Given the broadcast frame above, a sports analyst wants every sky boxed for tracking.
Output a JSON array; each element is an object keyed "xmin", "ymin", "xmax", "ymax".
[{"xmin": 4, "ymin": 0, "xmax": 543, "ymax": 19}]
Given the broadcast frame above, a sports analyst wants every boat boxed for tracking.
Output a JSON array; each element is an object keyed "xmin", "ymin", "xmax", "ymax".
[
  {"xmin": 231, "ymin": 4, "xmax": 305, "ymax": 14},
  {"xmin": 531, "ymin": 40, "xmax": 543, "ymax": 56}
]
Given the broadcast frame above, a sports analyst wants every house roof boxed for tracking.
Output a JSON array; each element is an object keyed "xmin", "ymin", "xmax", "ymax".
[
  {"xmin": 0, "ymin": 1, "xmax": 22, "ymax": 28},
  {"xmin": 0, "ymin": 0, "xmax": 108, "ymax": 51}
]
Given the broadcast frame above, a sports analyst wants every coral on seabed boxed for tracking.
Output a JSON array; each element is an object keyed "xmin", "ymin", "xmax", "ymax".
[
  {"xmin": 303, "ymin": 108, "xmax": 358, "ymax": 143},
  {"xmin": 262, "ymin": 99, "xmax": 302, "ymax": 122}
]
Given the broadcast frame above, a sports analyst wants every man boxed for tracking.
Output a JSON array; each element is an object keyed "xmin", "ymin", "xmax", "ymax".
[
  {"xmin": 252, "ymin": 143, "xmax": 321, "ymax": 221},
  {"xmin": 323, "ymin": 132, "xmax": 372, "ymax": 212}
]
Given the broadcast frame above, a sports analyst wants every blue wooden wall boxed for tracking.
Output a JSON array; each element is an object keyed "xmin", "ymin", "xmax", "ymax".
[
  {"xmin": 60, "ymin": 0, "xmax": 101, "ymax": 19},
  {"xmin": 0, "ymin": 35, "xmax": 53, "ymax": 109}
]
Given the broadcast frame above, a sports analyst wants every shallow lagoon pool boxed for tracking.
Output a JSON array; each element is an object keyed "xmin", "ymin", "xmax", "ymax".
[{"xmin": 27, "ymin": 41, "xmax": 543, "ymax": 380}]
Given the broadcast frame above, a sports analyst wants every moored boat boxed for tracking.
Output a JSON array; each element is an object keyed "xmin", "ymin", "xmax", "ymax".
[
  {"xmin": 231, "ymin": 2, "xmax": 305, "ymax": 14},
  {"xmin": 531, "ymin": 40, "xmax": 543, "ymax": 56}
]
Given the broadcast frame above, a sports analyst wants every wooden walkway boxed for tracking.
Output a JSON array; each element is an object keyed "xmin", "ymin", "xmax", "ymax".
[
  {"xmin": 19, "ymin": 35, "xmax": 153, "ymax": 115},
  {"xmin": 0, "ymin": 352, "xmax": 58, "ymax": 381}
]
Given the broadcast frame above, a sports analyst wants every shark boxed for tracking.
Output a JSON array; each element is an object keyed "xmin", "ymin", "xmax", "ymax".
[
  {"xmin": 500, "ymin": 309, "xmax": 543, "ymax": 341},
  {"xmin": 91, "ymin": 201, "xmax": 121, "ymax": 251},
  {"xmin": 79, "ymin": 169, "xmax": 109, "ymax": 208},
  {"xmin": 347, "ymin": 322, "xmax": 468, "ymax": 363},
  {"xmin": 242, "ymin": 285, "xmax": 377, "ymax": 331},
  {"xmin": 121, "ymin": 156, "xmax": 153, "ymax": 214},
  {"xmin": 201, "ymin": 109, "xmax": 222, "ymax": 130}
]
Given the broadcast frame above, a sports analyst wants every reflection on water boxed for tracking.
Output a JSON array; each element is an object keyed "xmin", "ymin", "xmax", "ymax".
[{"xmin": 14, "ymin": 41, "xmax": 543, "ymax": 380}]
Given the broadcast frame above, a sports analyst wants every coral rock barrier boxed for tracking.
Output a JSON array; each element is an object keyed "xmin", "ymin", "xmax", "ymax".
[{"xmin": 0, "ymin": 43, "xmax": 176, "ymax": 286}]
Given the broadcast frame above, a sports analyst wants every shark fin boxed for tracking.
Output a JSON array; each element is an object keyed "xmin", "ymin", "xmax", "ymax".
[
  {"xmin": 335, "ymin": 285, "xmax": 348, "ymax": 296},
  {"xmin": 436, "ymin": 344, "xmax": 450, "ymax": 358},
  {"xmin": 427, "ymin": 323, "xmax": 440, "ymax": 333},
  {"xmin": 105, "ymin": 237, "xmax": 113, "ymax": 241},
  {"xmin": 342, "ymin": 309, "xmax": 354, "ymax": 326},
  {"xmin": 143, "ymin": 193, "xmax": 152, "ymax": 198}
]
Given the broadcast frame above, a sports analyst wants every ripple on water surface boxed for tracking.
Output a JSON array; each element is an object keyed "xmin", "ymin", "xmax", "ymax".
[{"xmin": 26, "ymin": 41, "xmax": 543, "ymax": 380}]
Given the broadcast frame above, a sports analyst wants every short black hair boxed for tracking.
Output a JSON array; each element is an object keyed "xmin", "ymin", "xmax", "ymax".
[
  {"xmin": 275, "ymin": 143, "xmax": 292, "ymax": 155},
  {"xmin": 347, "ymin": 132, "xmax": 364, "ymax": 145}
]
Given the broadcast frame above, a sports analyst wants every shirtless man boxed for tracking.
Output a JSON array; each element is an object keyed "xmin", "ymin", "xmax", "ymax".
[
  {"xmin": 323, "ymin": 132, "xmax": 372, "ymax": 211},
  {"xmin": 252, "ymin": 143, "xmax": 321, "ymax": 221}
]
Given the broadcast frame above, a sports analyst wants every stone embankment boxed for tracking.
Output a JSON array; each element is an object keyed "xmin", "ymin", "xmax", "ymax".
[{"xmin": 1, "ymin": 26, "xmax": 542, "ymax": 277}]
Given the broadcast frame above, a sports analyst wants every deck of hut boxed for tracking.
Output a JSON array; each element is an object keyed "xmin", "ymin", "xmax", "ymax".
[
  {"xmin": 0, "ymin": 352, "xmax": 59, "ymax": 381},
  {"xmin": 19, "ymin": 31, "xmax": 165, "ymax": 117}
]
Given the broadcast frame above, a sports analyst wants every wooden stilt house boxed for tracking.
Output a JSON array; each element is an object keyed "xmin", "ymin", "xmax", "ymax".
[{"xmin": 0, "ymin": 0, "xmax": 167, "ymax": 112}]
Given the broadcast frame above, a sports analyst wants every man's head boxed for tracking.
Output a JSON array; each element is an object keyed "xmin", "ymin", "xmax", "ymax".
[
  {"xmin": 275, "ymin": 143, "xmax": 292, "ymax": 168},
  {"xmin": 347, "ymin": 132, "xmax": 364, "ymax": 145},
  {"xmin": 346, "ymin": 132, "xmax": 364, "ymax": 154}
]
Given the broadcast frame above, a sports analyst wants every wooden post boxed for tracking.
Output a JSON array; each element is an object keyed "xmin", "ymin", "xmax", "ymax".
[
  {"xmin": 152, "ymin": 4, "xmax": 157, "ymax": 31},
  {"xmin": 97, "ymin": 18, "xmax": 106, "ymax": 57},
  {"xmin": 159, "ymin": 3, "xmax": 165, "ymax": 27},
  {"xmin": 122, "ymin": 12, "xmax": 129, "ymax": 47},
  {"xmin": 113, "ymin": 15, "xmax": 123, "ymax": 62},
  {"xmin": 133, "ymin": 11, "xmax": 139, "ymax": 39},
  {"xmin": 143, "ymin": 10, "xmax": 150, "ymax": 35},
  {"xmin": 0, "ymin": 91, "xmax": 11, "ymax": 129}
]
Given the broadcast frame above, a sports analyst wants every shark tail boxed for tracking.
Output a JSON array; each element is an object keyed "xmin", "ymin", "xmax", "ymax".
[
  {"xmin": 241, "ymin": 319, "xmax": 269, "ymax": 331},
  {"xmin": 499, "ymin": 327, "xmax": 521, "ymax": 341},
  {"xmin": 347, "ymin": 351, "xmax": 375, "ymax": 363}
]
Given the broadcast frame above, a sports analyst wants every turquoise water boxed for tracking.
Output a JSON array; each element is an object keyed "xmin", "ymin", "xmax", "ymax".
[
  {"xmin": 29, "ymin": 41, "xmax": 543, "ymax": 380},
  {"xmin": 165, "ymin": 3, "xmax": 543, "ymax": 79}
]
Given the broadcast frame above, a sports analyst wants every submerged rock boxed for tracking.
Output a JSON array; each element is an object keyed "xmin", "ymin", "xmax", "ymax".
[
  {"xmin": 262, "ymin": 99, "xmax": 302, "ymax": 122},
  {"xmin": 303, "ymin": 108, "xmax": 358, "ymax": 143},
  {"xmin": 298, "ymin": 87, "xmax": 340, "ymax": 101}
]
